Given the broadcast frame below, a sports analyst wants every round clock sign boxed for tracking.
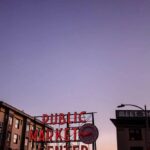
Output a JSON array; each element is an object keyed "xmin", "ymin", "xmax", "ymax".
[{"xmin": 79, "ymin": 123, "xmax": 99, "ymax": 144}]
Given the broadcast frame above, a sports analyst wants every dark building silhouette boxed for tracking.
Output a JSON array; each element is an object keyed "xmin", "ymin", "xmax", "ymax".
[
  {"xmin": 0, "ymin": 101, "xmax": 51, "ymax": 150},
  {"xmin": 111, "ymin": 110, "xmax": 150, "ymax": 150}
]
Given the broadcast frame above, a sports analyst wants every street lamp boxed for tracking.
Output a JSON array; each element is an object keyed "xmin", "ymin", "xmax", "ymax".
[{"xmin": 117, "ymin": 104, "xmax": 149, "ymax": 150}]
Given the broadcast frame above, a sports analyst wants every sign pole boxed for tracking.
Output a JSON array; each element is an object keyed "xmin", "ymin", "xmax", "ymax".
[
  {"xmin": 92, "ymin": 112, "xmax": 97, "ymax": 150},
  {"xmin": 66, "ymin": 114, "xmax": 70, "ymax": 149}
]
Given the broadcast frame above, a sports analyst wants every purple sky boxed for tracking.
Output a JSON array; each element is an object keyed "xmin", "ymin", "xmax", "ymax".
[{"xmin": 0, "ymin": 0, "xmax": 150, "ymax": 149}]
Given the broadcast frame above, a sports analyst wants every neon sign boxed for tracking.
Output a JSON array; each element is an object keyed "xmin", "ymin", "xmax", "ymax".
[{"xmin": 29, "ymin": 111, "xmax": 98, "ymax": 150}]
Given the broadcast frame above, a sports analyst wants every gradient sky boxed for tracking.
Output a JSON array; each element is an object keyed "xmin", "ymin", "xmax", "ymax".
[{"xmin": 0, "ymin": 0, "xmax": 150, "ymax": 149}]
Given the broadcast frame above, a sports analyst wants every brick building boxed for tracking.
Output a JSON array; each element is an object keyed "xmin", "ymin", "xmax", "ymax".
[
  {"xmin": 111, "ymin": 110, "xmax": 150, "ymax": 150},
  {"xmin": 0, "ymin": 101, "xmax": 51, "ymax": 150}
]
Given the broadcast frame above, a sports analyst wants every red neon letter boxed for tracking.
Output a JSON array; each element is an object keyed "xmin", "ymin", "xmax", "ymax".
[
  {"xmin": 29, "ymin": 130, "xmax": 38, "ymax": 141},
  {"xmin": 72, "ymin": 127, "xmax": 78, "ymax": 141},
  {"xmin": 55, "ymin": 128, "xmax": 63, "ymax": 141},
  {"xmin": 50, "ymin": 113, "xmax": 58, "ymax": 124},
  {"xmin": 42, "ymin": 114, "xmax": 49, "ymax": 124},
  {"xmin": 79, "ymin": 111, "xmax": 86, "ymax": 123},
  {"xmin": 67, "ymin": 112, "xmax": 71, "ymax": 124},
  {"xmin": 46, "ymin": 129, "xmax": 53, "ymax": 141},
  {"xmin": 55, "ymin": 146, "xmax": 63, "ymax": 150},
  {"xmin": 63, "ymin": 146, "xmax": 70, "ymax": 150},
  {"xmin": 64, "ymin": 128, "xmax": 70, "ymax": 141},
  {"xmin": 59, "ymin": 113, "xmax": 66, "ymax": 124},
  {"xmin": 74, "ymin": 112, "xmax": 77, "ymax": 123},
  {"xmin": 81, "ymin": 145, "xmax": 88, "ymax": 150},
  {"xmin": 47, "ymin": 146, "xmax": 53, "ymax": 150},
  {"xmin": 73, "ymin": 145, "xmax": 79, "ymax": 150},
  {"xmin": 38, "ymin": 129, "xmax": 45, "ymax": 141}
]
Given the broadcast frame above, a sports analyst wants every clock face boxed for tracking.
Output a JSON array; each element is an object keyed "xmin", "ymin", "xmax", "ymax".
[{"xmin": 79, "ymin": 123, "xmax": 99, "ymax": 144}]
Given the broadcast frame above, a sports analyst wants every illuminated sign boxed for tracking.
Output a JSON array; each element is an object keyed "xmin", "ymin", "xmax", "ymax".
[
  {"xmin": 29, "ymin": 111, "xmax": 99, "ymax": 150},
  {"xmin": 42, "ymin": 111, "xmax": 87, "ymax": 125},
  {"xmin": 116, "ymin": 110, "xmax": 150, "ymax": 118},
  {"xmin": 79, "ymin": 123, "xmax": 99, "ymax": 144}
]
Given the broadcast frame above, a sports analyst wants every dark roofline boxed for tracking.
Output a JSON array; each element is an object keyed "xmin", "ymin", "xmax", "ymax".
[
  {"xmin": 0, "ymin": 101, "xmax": 52, "ymax": 129},
  {"xmin": 110, "ymin": 118, "xmax": 150, "ymax": 128},
  {"xmin": 0, "ymin": 101, "xmax": 34, "ymax": 120}
]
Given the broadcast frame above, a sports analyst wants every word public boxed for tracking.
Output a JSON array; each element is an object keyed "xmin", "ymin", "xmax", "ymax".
[{"xmin": 42, "ymin": 111, "xmax": 87, "ymax": 125}]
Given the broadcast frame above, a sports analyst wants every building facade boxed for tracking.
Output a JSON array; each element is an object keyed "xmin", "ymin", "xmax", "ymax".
[
  {"xmin": 111, "ymin": 110, "xmax": 150, "ymax": 150},
  {"xmin": 0, "ymin": 101, "xmax": 51, "ymax": 150}
]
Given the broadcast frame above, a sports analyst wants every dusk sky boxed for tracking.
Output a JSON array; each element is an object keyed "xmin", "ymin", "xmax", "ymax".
[{"xmin": 0, "ymin": 0, "xmax": 150, "ymax": 149}]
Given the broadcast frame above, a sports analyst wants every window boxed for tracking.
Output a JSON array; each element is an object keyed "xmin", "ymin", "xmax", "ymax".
[
  {"xmin": 8, "ymin": 116, "xmax": 13, "ymax": 126},
  {"xmin": 15, "ymin": 118, "xmax": 19, "ymax": 129},
  {"xmin": 37, "ymin": 127, "xmax": 41, "ymax": 136},
  {"xmin": 0, "ymin": 133, "xmax": 2, "ymax": 141},
  {"xmin": 25, "ymin": 138, "xmax": 29, "ymax": 146},
  {"xmin": 26, "ymin": 123, "xmax": 30, "ymax": 131},
  {"xmin": 13, "ymin": 134, "xmax": 18, "ymax": 144},
  {"xmin": 31, "ymin": 125, "xmax": 34, "ymax": 130},
  {"xmin": 20, "ymin": 120, "xmax": 23, "ymax": 125},
  {"xmin": 7, "ymin": 132, "xmax": 11, "ymax": 142},
  {"xmin": 31, "ymin": 141, "xmax": 34, "ymax": 148},
  {"xmin": 36, "ymin": 143, "xmax": 39, "ymax": 149},
  {"xmin": 0, "ymin": 128, "xmax": 3, "ymax": 133},
  {"xmin": 130, "ymin": 146, "xmax": 143, "ymax": 150},
  {"xmin": 129, "ymin": 128, "xmax": 142, "ymax": 140},
  {"xmin": 0, "ymin": 122, "xmax": 3, "ymax": 128}
]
